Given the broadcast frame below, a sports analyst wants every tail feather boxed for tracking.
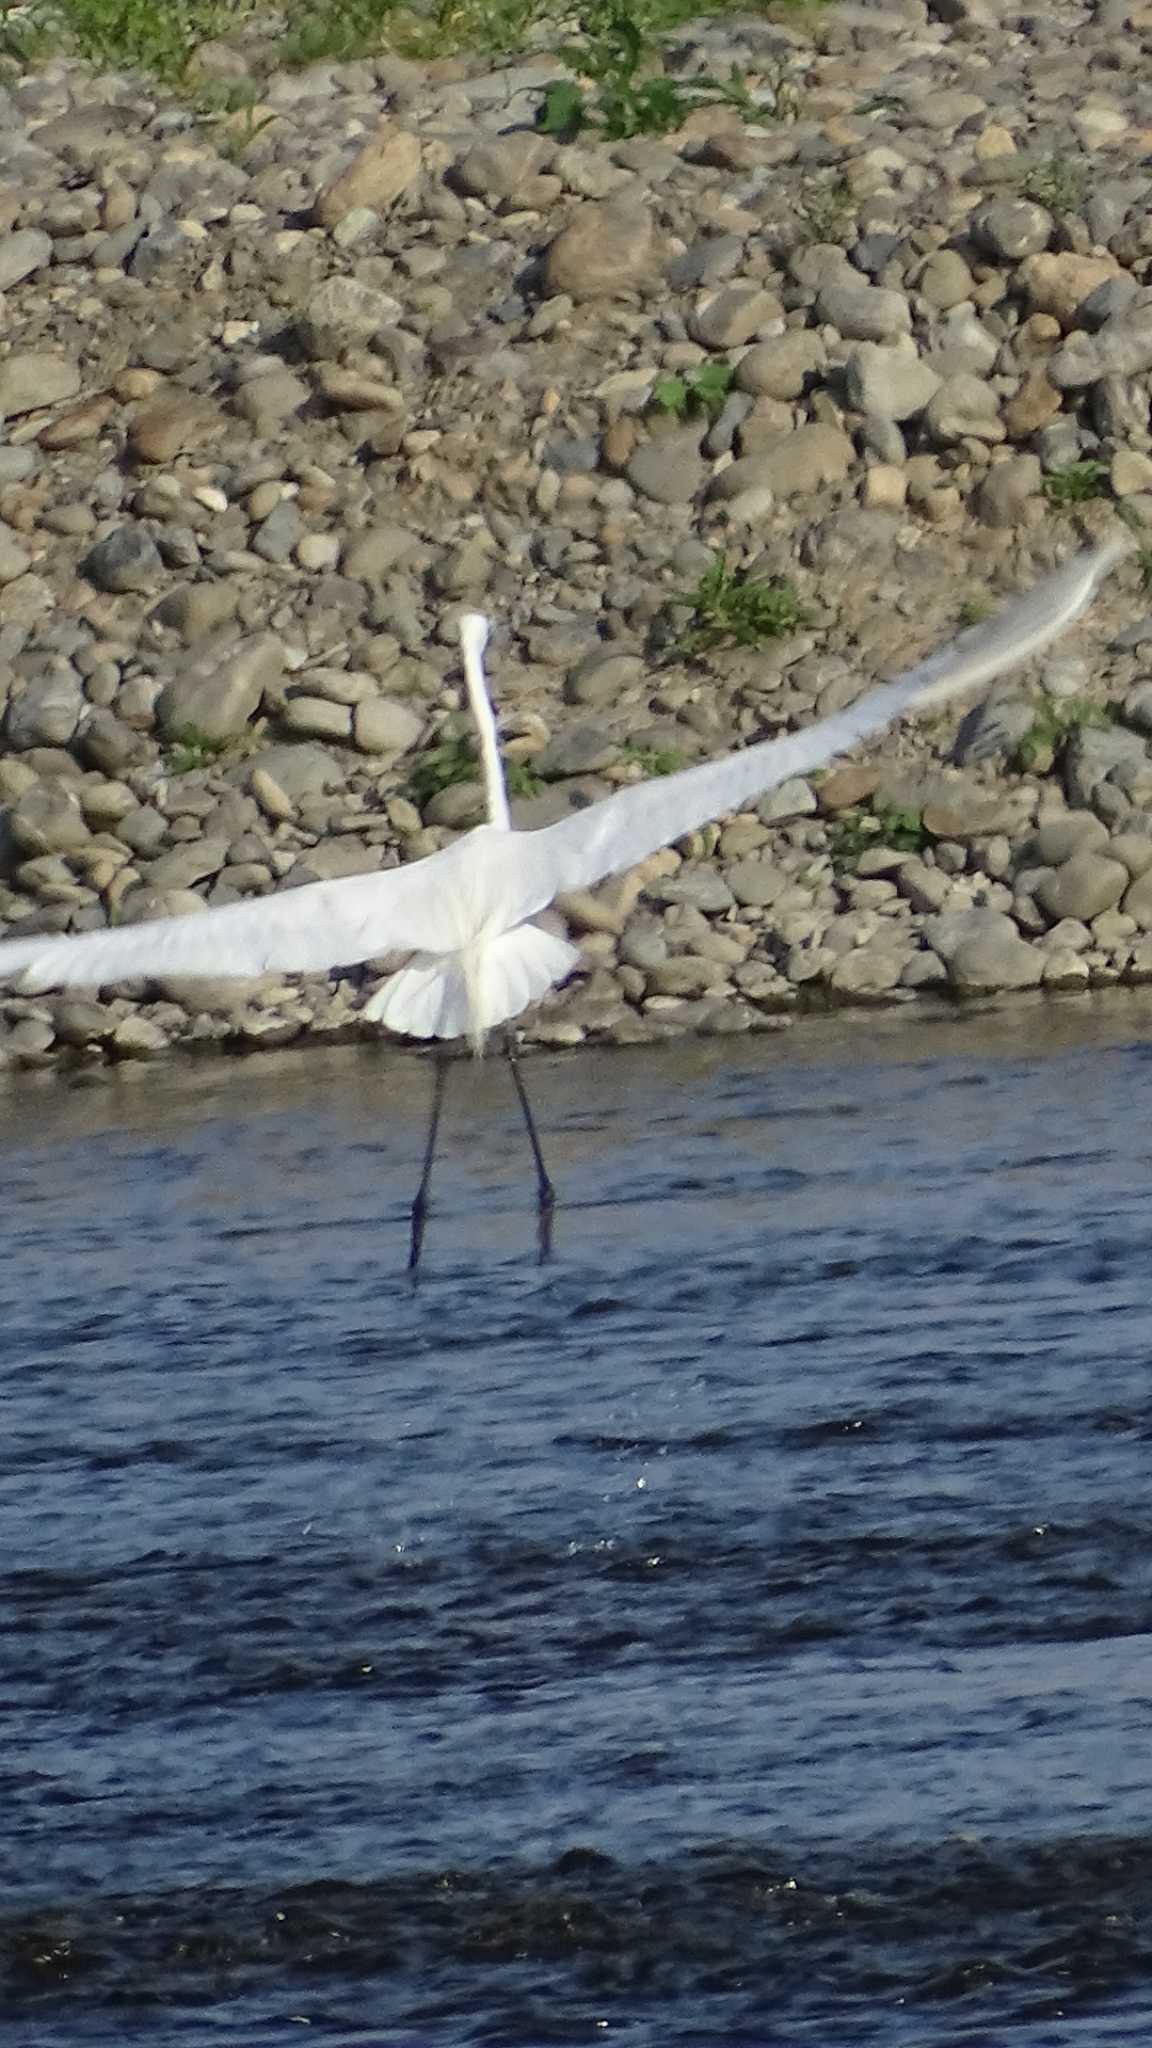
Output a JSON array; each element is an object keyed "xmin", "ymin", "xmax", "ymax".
[{"xmin": 363, "ymin": 923, "xmax": 581, "ymax": 1048}]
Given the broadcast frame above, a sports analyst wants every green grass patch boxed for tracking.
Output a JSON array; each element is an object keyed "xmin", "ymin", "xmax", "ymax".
[
  {"xmin": 649, "ymin": 360, "xmax": 734, "ymax": 423},
  {"xmin": 1012, "ymin": 695, "xmax": 1112, "ymax": 775},
  {"xmin": 826, "ymin": 801, "xmax": 926, "ymax": 871},
  {"xmin": 407, "ymin": 731, "xmax": 542, "ymax": 806},
  {"xmin": 163, "ymin": 723, "xmax": 246, "ymax": 774},
  {"xmin": 669, "ymin": 552, "xmax": 808, "ymax": 654},
  {"xmin": 621, "ymin": 740, "xmax": 686, "ymax": 777},
  {"xmin": 1042, "ymin": 458, "xmax": 1109, "ymax": 507}
]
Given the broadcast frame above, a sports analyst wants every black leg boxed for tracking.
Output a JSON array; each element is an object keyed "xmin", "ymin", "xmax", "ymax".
[
  {"xmin": 504, "ymin": 1033, "xmax": 555, "ymax": 1263},
  {"xmin": 409, "ymin": 1054, "xmax": 449, "ymax": 1274}
]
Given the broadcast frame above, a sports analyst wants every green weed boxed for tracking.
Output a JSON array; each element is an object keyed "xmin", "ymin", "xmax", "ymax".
[
  {"xmin": 19, "ymin": 0, "xmax": 242, "ymax": 80},
  {"xmin": 164, "ymin": 724, "xmax": 244, "ymax": 774},
  {"xmin": 794, "ymin": 175, "xmax": 856, "ymax": 245},
  {"xmin": 622, "ymin": 741, "xmax": 686, "ymax": 777},
  {"xmin": 408, "ymin": 734, "xmax": 542, "ymax": 806},
  {"xmin": 1013, "ymin": 695, "xmax": 1111, "ymax": 774},
  {"xmin": 670, "ymin": 553, "xmax": 808, "ymax": 654},
  {"xmin": 827, "ymin": 801, "xmax": 926, "ymax": 871},
  {"xmin": 1042, "ymin": 458, "xmax": 1109, "ymax": 507},
  {"xmin": 649, "ymin": 360, "xmax": 734, "ymax": 423},
  {"xmin": 1020, "ymin": 156, "xmax": 1091, "ymax": 216},
  {"xmin": 538, "ymin": 0, "xmax": 756, "ymax": 143},
  {"xmin": 406, "ymin": 731, "xmax": 478, "ymax": 807},
  {"xmin": 955, "ymin": 593, "xmax": 994, "ymax": 629}
]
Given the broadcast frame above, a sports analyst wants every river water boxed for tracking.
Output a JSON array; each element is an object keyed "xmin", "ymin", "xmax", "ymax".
[{"xmin": 3, "ymin": 997, "xmax": 1152, "ymax": 2046}]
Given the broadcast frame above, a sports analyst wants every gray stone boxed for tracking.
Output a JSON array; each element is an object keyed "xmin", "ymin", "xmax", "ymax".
[
  {"xmin": 1030, "ymin": 812, "xmax": 1111, "ymax": 865},
  {"xmin": 352, "ymin": 697, "xmax": 423, "ymax": 757},
  {"xmin": 724, "ymin": 857, "xmax": 785, "ymax": 908},
  {"xmin": 297, "ymin": 275, "xmax": 405, "ymax": 357},
  {"xmin": 734, "ymin": 334, "xmax": 825, "ymax": 401},
  {"xmin": 923, "ymin": 374, "xmax": 1004, "ymax": 446},
  {"xmin": 970, "ymin": 199, "xmax": 1053, "ymax": 259},
  {"xmin": 973, "ymin": 456, "xmax": 1043, "ymax": 527},
  {"xmin": 1064, "ymin": 724, "xmax": 1149, "ymax": 806},
  {"xmin": 709, "ymin": 424, "xmax": 854, "ymax": 502},
  {"xmin": 565, "ymin": 651, "xmax": 644, "ymax": 707},
  {"xmin": 844, "ymin": 343, "xmax": 941, "ymax": 421},
  {"xmin": 815, "ymin": 282, "xmax": 912, "ymax": 341},
  {"xmin": 251, "ymin": 500, "xmax": 304, "ymax": 564},
  {"xmin": 535, "ymin": 724, "xmax": 619, "ymax": 777},
  {"xmin": 687, "ymin": 285, "xmax": 780, "ymax": 350},
  {"xmin": 248, "ymin": 743, "xmax": 345, "ymax": 804},
  {"xmin": 1048, "ymin": 307, "xmax": 1152, "ymax": 391},
  {"xmin": 145, "ymin": 839, "xmax": 230, "ymax": 890},
  {"xmin": 1035, "ymin": 852, "xmax": 1128, "ymax": 922},
  {"xmin": 157, "ymin": 636, "xmax": 283, "ymax": 742},
  {"xmin": 626, "ymin": 429, "xmax": 708, "ymax": 504},
  {"xmin": 5, "ymin": 672, "xmax": 84, "ymax": 750},
  {"xmin": 82, "ymin": 525, "xmax": 163, "ymax": 594},
  {"xmin": 8, "ymin": 783, "xmax": 90, "ymax": 855},
  {"xmin": 0, "ymin": 228, "xmax": 52, "ymax": 290},
  {"xmin": 0, "ymin": 351, "xmax": 80, "ymax": 418},
  {"xmin": 828, "ymin": 946, "xmax": 910, "ymax": 997},
  {"xmin": 280, "ymin": 696, "xmax": 353, "ymax": 743}
]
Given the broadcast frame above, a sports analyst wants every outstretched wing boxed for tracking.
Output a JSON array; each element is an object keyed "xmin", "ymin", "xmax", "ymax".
[
  {"xmin": 0, "ymin": 826, "xmax": 513, "ymax": 991},
  {"xmin": 519, "ymin": 537, "xmax": 1128, "ymax": 902}
]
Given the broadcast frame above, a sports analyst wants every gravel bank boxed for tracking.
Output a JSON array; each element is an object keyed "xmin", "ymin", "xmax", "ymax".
[{"xmin": 0, "ymin": 0, "xmax": 1149, "ymax": 1071}]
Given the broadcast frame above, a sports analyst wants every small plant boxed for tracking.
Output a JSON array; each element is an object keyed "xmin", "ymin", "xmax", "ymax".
[
  {"xmin": 539, "ymin": 0, "xmax": 756, "ymax": 143},
  {"xmin": 24, "ymin": 0, "xmax": 239, "ymax": 80},
  {"xmin": 669, "ymin": 553, "xmax": 808, "ymax": 654},
  {"xmin": 622, "ymin": 741, "xmax": 686, "ymax": 777},
  {"xmin": 826, "ymin": 801, "xmax": 926, "ymax": 871},
  {"xmin": 794, "ymin": 175, "xmax": 856, "ymax": 246},
  {"xmin": 956, "ymin": 593, "xmax": 995, "ymax": 629},
  {"xmin": 1021, "ymin": 156, "xmax": 1091, "ymax": 216},
  {"xmin": 649, "ymin": 360, "xmax": 734, "ymax": 422},
  {"xmin": 164, "ymin": 725, "xmax": 242, "ymax": 775},
  {"xmin": 1042, "ymin": 459, "xmax": 1109, "ymax": 507},
  {"xmin": 1013, "ymin": 695, "xmax": 1111, "ymax": 774},
  {"xmin": 407, "ymin": 731, "xmax": 479, "ymax": 807},
  {"xmin": 505, "ymin": 759, "xmax": 544, "ymax": 799}
]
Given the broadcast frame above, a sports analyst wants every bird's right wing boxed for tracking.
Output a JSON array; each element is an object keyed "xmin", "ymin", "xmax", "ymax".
[
  {"xmin": 520, "ymin": 536, "xmax": 1129, "ymax": 902},
  {"xmin": 0, "ymin": 829, "xmax": 505, "ymax": 992}
]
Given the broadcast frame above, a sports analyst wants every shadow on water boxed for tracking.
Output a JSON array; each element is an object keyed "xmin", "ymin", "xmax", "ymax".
[{"xmin": 5, "ymin": 993, "xmax": 1152, "ymax": 2043}]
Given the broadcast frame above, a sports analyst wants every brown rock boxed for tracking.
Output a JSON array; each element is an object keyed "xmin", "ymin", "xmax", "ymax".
[
  {"xmin": 1003, "ymin": 365, "xmax": 1061, "ymax": 439},
  {"xmin": 314, "ymin": 365, "xmax": 404, "ymax": 413},
  {"xmin": 128, "ymin": 394, "xmax": 225, "ymax": 465},
  {"xmin": 312, "ymin": 121, "xmax": 421, "ymax": 229},
  {"xmin": 818, "ymin": 765, "xmax": 881, "ymax": 811},
  {"xmin": 544, "ymin": 202, "xmax": 656, "ymax": 299},
  {"xmin": 38, "ymin": 395, "xmax": 116, "ymax": 450},
  {"xmin": 1018, "ymin": 251, "xmax": 1121, "ymax": 329}
]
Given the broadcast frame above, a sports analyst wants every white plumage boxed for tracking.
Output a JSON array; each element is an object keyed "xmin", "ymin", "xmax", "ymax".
[{"xmin": 0, "ymin": 537, "xmax": 1128, "ymax": 1049}]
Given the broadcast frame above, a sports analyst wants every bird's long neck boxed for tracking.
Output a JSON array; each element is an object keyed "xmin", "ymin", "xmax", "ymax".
[{"xmin": 464, "ymin": 645, "xmax": 510, "ymax": 832}]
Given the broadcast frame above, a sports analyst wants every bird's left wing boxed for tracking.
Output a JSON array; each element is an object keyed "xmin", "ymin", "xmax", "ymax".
[
  {"xmin": 0, "ymin": 827, "xmax": 507, "ymax": 991},
  {"xmin": 517, "ymin": 536, "xmax": 1128, "ymax": 905}
]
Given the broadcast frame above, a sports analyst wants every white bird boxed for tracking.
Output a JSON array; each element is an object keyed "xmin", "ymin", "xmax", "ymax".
[{"xmin": 0, "ymin": 536, "xmax": 1128, "ymax": 1263}]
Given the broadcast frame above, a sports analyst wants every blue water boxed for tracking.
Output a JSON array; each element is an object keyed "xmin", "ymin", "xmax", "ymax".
[{"xmin": 3, "ymin": 1002, "xmax": 1152, "ymax": 2044}]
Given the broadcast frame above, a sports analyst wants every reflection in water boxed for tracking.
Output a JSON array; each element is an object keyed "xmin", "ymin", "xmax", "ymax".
[{"xmin": 3, "ymin": 994, "xmax": 1152, "ymax": 2044}]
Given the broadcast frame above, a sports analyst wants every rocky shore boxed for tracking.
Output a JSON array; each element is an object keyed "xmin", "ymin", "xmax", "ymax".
[{"xmin": 0, "ymin": 0, "xmax": 1150, "ymax": 1070}]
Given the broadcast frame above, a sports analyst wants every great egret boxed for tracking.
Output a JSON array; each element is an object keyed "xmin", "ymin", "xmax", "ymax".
[{"xmin": 0, "ymin": 536, "xmax": 1128, "ymax": 1262}]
